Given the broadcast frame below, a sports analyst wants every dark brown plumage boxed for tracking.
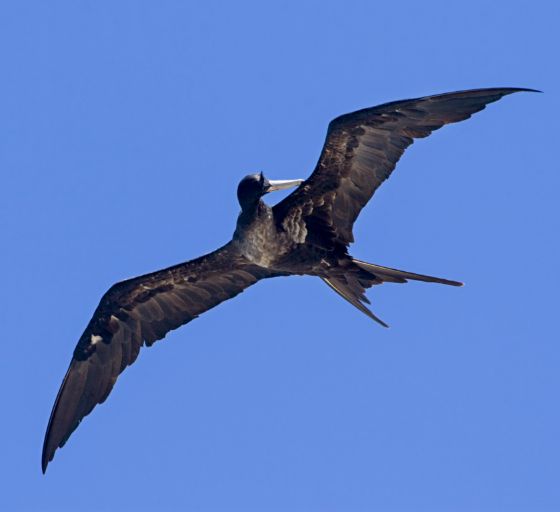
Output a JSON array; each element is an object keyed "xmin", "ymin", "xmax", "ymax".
[
  {"xmin": 42, "ymin": 243, "xmax": 280, "ymax": 473},
  {"xmin": 274, "ymin": 88, "xmax": 534, "ymax": 248},
  {"xmin": 42, "ymin": 87, "xmax": 536, "ymax": 472}
]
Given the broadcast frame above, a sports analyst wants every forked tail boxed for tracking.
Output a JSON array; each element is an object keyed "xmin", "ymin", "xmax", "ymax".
[
  {"xmin": 321, "ymin": 258, "xmax": 462, "ymax": 327},
  {"xmin": 353, "ymin": 259, "xmax": 463, "ymax": 287}
]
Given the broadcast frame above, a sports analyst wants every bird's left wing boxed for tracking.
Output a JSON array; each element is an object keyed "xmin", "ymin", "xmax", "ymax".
[
  {"xmin": 273, "ymin": 88, "xmax": 537, "ymax": 249},
  {"xmin": 42, "ymin": 242, "xmax": 274, "ymax": 472}
]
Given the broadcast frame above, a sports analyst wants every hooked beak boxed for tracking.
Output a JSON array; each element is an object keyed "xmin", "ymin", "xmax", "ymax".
[{"xmin": 266, "ymin": 178, "xmax": 304, "ymax": 193}]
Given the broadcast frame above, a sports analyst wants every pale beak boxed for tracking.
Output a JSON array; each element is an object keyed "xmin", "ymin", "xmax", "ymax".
[{"xmin": 266, "ymin": 178, "xmax": 304, "ymax": 192}]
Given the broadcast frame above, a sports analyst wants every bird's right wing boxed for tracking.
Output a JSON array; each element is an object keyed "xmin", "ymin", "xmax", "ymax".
[
  {"xmin": 274, "ymin": 88, "xmax": 537, "ymax": 249},
  {"xmin": 42, "ymin": 242, "xmax": 275, "ymax": 472}
]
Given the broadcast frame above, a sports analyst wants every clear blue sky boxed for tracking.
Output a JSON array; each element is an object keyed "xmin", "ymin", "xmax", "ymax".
[{"xmin": 1, "ymin": 1, "xmax": 557, "ymax": 511}]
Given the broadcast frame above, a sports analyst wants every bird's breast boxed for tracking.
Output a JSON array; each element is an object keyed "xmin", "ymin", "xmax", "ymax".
[{"xmin": 234, "ymin": 210, "xmax": 294, "ymax": 268}]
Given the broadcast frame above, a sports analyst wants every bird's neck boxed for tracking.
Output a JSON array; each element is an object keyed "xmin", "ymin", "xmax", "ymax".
[
  {"xmin": 233, "ymin": 201, "xmax": 279, "ymax": 266},
  {"xmin": 234, "ymin": 200, "xmax": 273, "ymax": 238},
  {"xmin": 238, "ymin": 199, "xmax": 267, "ymax": 224}
]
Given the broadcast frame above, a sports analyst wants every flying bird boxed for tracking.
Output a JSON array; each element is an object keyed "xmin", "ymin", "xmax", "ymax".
[{"xmin": 42, "ymin": 87, "xmax": 536, "ymax": 472}]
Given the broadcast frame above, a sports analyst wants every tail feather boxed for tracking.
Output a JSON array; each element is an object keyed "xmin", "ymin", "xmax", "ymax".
[
  {"xmin": 322, "ymin": 277, "xmax": 389, "ymax": 327},
  {"xmin": 353, "ymin": 259, "xmax": 463, "ymax": 287},
  {"xmin": 320, "ymin": 258, "xmax": 462, "ymax": 326}
]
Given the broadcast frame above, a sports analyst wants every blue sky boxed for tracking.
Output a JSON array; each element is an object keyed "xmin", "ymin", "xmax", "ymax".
[{"xmin": 1, "ymin": 1, "xmax": 558, "ymax": 511}]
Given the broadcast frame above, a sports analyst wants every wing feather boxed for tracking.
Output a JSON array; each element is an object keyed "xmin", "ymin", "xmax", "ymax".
[
  {"xmin": 274, "ymin": 87, "xmax": 537, "ymax": 248},
  {"xmin": 42, "ymin": 242, "xmax": 274, "ymax": 472}
]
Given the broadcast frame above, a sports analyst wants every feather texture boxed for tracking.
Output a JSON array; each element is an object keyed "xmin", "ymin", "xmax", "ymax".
[
  {"xmin": 42, "ymin": 242, "xmax": 275, "ymax": 472},
  {"xmin": 274, "ymin": 88, "xmax": 537, "ymax": 248}
]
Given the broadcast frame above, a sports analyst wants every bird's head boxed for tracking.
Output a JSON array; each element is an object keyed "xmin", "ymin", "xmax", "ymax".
[{"xmin": 237, "ymin": 172, "xmax": 303, "ymax": 211}]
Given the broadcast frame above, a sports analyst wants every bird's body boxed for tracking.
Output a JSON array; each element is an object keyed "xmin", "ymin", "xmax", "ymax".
[
  {"xmin": 235, "ymin": 199, "xmax": 325, "ymax": 274},
  {"xmin": 234, "ymin": 202, "xmax": 292, "ymax": 269},
  {"xmin": 42, "ymin": 87, "xmax": 537, "ymax": 472}
]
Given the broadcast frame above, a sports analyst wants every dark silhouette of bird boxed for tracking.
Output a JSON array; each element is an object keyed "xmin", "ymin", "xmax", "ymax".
[{"xmin": 42, "ymin": 87, "xmax": 536, "ymax": 472}]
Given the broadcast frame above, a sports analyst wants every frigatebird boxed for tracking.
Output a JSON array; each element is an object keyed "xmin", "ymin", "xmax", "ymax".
[{"xmin": 42, "ymin": 87, "xmax": 535, "ymax": 472}]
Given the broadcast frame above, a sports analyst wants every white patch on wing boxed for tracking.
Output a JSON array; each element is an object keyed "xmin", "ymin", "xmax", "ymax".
[{"xmin": 91, "ymin": 334, "xmax": 103, "ymax": 345}]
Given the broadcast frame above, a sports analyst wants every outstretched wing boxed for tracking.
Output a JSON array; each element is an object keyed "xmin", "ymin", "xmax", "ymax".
[
  {"xmin": 42, "ymin": 242, "xmax": 274, "ymax": 472},
  {"xmin": 274, "ymin": 88, "xmax": 536, "ymax": 249}
]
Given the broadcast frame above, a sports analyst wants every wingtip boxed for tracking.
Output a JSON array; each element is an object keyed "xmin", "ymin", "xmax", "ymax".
[
  {"xmin": 437, "ymin": 277, "xmax": 464, "ymax": 287},
  {"xmin": 509, "ymin": 87, "xmax": 542, "ymax": 94},
  {"xmin": 41, "ymin": 447, "xmax": 51, "ymax": 474}
]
